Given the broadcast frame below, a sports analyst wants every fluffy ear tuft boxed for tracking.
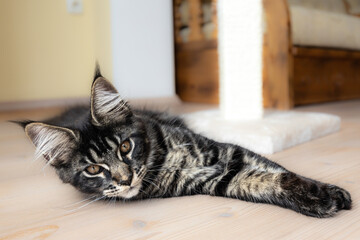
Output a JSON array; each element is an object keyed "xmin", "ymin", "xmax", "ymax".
[
  {"xmin": 91, "ymin": 77, "xmax": 132, "ymax": 126},
  {"xmin": 25, "ymin": 123, "xmax": 79, "ymax": 166}
]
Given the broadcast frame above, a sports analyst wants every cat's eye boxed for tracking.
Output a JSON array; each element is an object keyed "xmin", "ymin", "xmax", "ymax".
[
  {"xmin": 86, "ymin": 165, "xmax": 101, "ymax": 175},
  {"xmin": 120, "ymin": 140, "xmax": 131, "ymax": 154}
]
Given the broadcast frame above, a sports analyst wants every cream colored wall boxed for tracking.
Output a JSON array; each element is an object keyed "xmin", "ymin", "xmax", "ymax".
[
  {"xmin": 93, "ymin": 0, "xmax": 112, "ymax": 81},
  {"xmin": 0, "ymin": 0, "xmax": 112, "ymax": 103}
]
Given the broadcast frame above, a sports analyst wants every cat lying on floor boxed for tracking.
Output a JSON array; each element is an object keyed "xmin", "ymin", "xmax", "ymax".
[{"xmin": 17, "ymin": 67, "xmax": 351, "ymax": 218}]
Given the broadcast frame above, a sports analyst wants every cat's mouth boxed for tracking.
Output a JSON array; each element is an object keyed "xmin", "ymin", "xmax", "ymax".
[{"xmin": 103, "ymin": 166, "xmax": 147, "ymax": 199}]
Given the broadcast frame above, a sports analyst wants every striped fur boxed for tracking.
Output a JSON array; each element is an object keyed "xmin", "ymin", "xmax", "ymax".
[{"xmin": 20, "ymin": 73, "xmax": 352, "ymax": 218}]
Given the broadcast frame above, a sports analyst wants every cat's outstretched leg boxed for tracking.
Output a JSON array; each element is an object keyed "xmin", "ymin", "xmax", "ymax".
[{"xmin": 202, "ymin": 151, "xmax": 352, "ymax": 218}]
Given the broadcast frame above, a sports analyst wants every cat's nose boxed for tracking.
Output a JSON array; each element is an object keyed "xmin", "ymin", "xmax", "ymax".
[{"xmin": 112, "ymin": 172, "xmax": 133, "ymax": 186}]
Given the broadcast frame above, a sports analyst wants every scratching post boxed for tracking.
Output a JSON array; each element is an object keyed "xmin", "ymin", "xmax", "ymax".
[
  {"xmin": 183, "ymin": 0, "xmax": 341, "ymax": 154},
  {"xmin": 217, "ymin": 0, "xmax": 264, "ymax": 120}
]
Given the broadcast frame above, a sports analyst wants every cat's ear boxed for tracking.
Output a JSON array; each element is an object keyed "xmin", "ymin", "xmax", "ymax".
[
  {"xmin": 24, "ymin": 122, "xmax": 79, "ymax": 166},
  {"xmin": 90, "ymin": 77, "xmax": 132, "ymax": 126}
]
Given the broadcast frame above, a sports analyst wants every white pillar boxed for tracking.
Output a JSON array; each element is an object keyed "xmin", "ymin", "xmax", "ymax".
[{"xmin": 217, "ymin": 0, "xmax": 264, "ymax": 120}]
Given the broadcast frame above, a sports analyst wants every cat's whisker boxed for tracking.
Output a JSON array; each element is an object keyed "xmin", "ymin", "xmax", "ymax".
[
  {"xmin": 61, "ymin": 195, "xmax": 98, "ymax": 208},
  {"xmin": 141, "ymin": 178, "xmax": 161, "ymax": 190},
  {"xmin": 112, "ymin": 197, "xmax": 117, "ymax": 207},
  {"xmin": 65, "ymin": 196, "xmax": 105, "ymax": 213},
  {"xmin": 41, "ymin": 161, "xmax": 52, "ymax": 173},
  {"xmin": 105, "ymin": 196, "xmax": 115, "ymax": 207},
  {"xmin": 137, "ymin": 187, "xmax": 150, "ymax": 198}
]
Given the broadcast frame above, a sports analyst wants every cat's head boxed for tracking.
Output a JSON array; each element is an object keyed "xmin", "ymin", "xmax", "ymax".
[{"xmin": 21, "ymin": 72, "xmax": 149, "ymax": 199}]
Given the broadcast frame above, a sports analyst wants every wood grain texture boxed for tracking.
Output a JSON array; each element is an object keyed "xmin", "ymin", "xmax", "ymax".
[
  {"xmin": 293, "ymin": 47, "xmax": 360, "ymax": 105},
  {"xmin": 262, "ymin": 0, "xmax": 294, "ymax": 110},
  {"xmin": 293, "ymin": 46, "xmax": 360, "ymax": 59},
  {"xmin": 175, "ymin": 41, "xmax": 219, "ymax": 104},
  {"xmin": 1, "ymin": 100, "xmax": 360, "ymax": 239},
  {"xmin": 263, "ymin": 2, "xmax": 360, "ymax": 109},
  {"xmin": 173, "ymin": 0, "xmax": 218, "ymax": 44},
  {"xmin": 174, "ymin": 0, "xmax": 219, "ymax": 104}
]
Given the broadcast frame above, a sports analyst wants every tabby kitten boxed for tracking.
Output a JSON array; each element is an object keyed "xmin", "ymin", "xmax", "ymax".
[{"xmin": 19, "ymin": 69, "xmax": 351, "ymax": 218}]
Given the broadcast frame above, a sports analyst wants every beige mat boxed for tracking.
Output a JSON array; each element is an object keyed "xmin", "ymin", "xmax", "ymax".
[{"xmin": 183, "ymin": 110, "xmax": 341, "ymax": 154}]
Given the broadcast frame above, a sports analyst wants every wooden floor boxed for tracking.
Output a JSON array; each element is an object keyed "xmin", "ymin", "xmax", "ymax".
[{"xmin": 0, "ymin": 100, "xmax": 359, "ymax": 240}]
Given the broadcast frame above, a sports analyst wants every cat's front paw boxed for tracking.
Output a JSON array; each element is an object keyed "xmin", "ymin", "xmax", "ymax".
[
  {"xmin": 326, "ymin": 185, "xmax": 352, "ymax": 210},
  {"xmin": 280, "ymin": 173, "xmax": 352, "ymax": 218},
  {"xmin": 309, "ymin": 184, "xmax": 352, "ymax": 218}
]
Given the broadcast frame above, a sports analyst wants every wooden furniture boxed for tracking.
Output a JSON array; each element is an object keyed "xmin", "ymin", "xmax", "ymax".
[
  {"xmin": 174, "ymin": 0, "xmax": 360, "ymax": 108},
  {"xmin": 173, "ymin": 0, "xmax": 219, "ymax": 104},
  {"xmin": 263, "ymin": 0, "xmax": 360, "ymax": 109}
]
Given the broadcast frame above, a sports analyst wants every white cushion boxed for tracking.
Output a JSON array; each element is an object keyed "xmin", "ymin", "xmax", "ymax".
[
  {"xmin": 290, "ymin": 6, "xmax": 360, "ymax": 50},
  {"xmin": 288, "ymin": 0, "xmax": 347, "ymax": 14}
]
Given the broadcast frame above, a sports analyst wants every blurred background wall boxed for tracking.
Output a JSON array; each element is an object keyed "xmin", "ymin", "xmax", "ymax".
[
  {"xmin": 110, "ymin": 0, "xmax": 175, "ymax": 99},
  {"xmin": 0, "ymin": 0, "xmax": 112, "ymax": 103},
  {"xmin": 0, "ymin": 0, "xmax": 175, "ymax": 107}
]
